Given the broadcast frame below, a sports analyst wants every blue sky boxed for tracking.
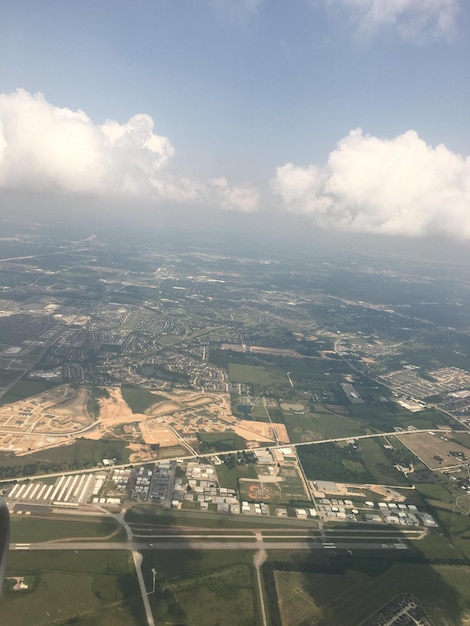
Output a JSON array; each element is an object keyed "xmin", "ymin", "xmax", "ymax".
[{"xmin": 1, "ymin": 0, "xmax": 469, "ymax": 238}]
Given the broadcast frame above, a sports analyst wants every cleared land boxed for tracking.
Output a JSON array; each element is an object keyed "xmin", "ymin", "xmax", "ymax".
[
  {"xmin": 0, "ymin": 384, "xmax": 286, "ymax": 459},
  {"xmin": 398, "ymin": 432, "xmax": 468, "ymax": 470}
]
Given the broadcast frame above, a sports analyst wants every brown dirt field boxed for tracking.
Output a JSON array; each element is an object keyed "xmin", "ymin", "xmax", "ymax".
[
  {"xmin": 139, "ymin": 422, "xmax": 180, "ymax": 446},
  {"xmin": 53, "ymin": 389, "xmax": 89, "ymax": 417},
  {"xmin": 233, "ymin": 420, "xmax": 290, "ymax": 444},
  {"xmin": 98, "ymin": 387, "xmax": 145, "ymax": 421},
  {"xmin": 398, "ymin": 432, "xmax": 468, "ymax": 470}
]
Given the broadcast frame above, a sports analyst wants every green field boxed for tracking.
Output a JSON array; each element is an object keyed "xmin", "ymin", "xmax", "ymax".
[
  {"xmin": 3, "ymin": 550, "xmax": 144, "ymax": 626},
  {"xmin": 215, "ymin": 461, "xmax": 258, "ymax": 490},
  {"xmin": 0, "ymin": 379, "xmax": 59, "ymax": 406},
  {"xmin": 228, "ymin": 363, "xmax": 287, "ymax": 386},
  {"xmin": 0, "ymin": 438, "xmax": 130, "ymax": 479},
  {"xmin": 121, "ymin": 385, "xmax": 166, "ymax": 413},
  {"xmin": 283, "ymin": 407, "xmax": 364, "ymax": 443},
  {"xmin": 265, "ymin": 554, "xmax": 470, "ymax": 626},
  {"xmin": 125, "ymin": 504, "xmax": 316, "ymax": 530},
  {"xmin": 298, "ymin": 442, "xmax": 375, "ymax": 483},
  {"xmin": 197, "ymin": 430, "xmax": 247, "ymax": 453},
  {"xmin": 142, "ymin": 549, "xmax": 258, "ymax": 626},
  {"xmin": 10, "ymin": 516, "xmax": 121, "ymax": 543}
]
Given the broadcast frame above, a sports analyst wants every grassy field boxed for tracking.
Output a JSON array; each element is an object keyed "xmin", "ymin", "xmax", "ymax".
[
  {"xmin": 125, "ymin": 504, "xmax": 316, "ymax": 530},
  {"xmin": 298, "ymin": 442, "xmax": 374, "ymax": 483},
  {"xmin": 215, "ymin": 462, "xmax": 258, "ymax": 490},
  {"xmin": 267, "ymin": 554, "xmax": 470, "ymax": 626},
  {"xmin": 121, "ymin": 385, "xmax": 167, "ymax": 413},
  {"xmin": 357, "ymin": 438, "xmax": 410, "ymax": 486},
  {"xmin": 229, "ymin": 363, "xmax": 287, "ymax": 386},
  {"xmin": 197, "ymin": 430, "xmax": 247, "ymax": 453},
  {"xmin": 142, "ymin": 549, "xmax": 258, "ymax": 626},
  {"xmin": 275, "ymin": 569, "xmax": 368, "ymax": 626},
  {"xmin": 0, "ymin": 438, "xmax": 130, "ymax": 479},
  {"xmin": 283, "ymin": 408, "xmax": 364, "ymax": 443},
  {"xmin": 3, "ymin": 550, "xmax": 144, "ymax": 626},
  {"xmin": 10, "ymin": 516, "xmax": 121, "ymax": 543},
  {"xmin": 0, "ymin": 379, "xmax": 59, "ymax": 406}
]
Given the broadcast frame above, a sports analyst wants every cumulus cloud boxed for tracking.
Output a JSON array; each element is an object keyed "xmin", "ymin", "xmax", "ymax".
[
  {"xmin": 323, "ymin": 0, "xmax": 459, "ymax": 41},
  {"xmin": 0, "ymin": 89, "xmax": 257, "ymax": 212},
  {"xmin": 271, "ymin": 129, "xmax": 470, "ymax": 239}
]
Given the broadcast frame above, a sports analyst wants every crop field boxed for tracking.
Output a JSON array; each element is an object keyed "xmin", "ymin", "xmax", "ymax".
[
  {"xmin": 3, "ymin": 550, "xmax": 144, "ymax": 626},
  {"xmin": 142, "ymin": 549, "xmax": 258, "ymax": 626}
]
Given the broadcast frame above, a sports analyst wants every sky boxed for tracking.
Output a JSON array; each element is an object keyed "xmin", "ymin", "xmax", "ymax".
[{"xmin": 0, "ymin": 0, "xmax": 469, "ymax": 240}]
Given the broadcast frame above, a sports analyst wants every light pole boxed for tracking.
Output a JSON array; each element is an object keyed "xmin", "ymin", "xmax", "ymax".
[
  {"xmin": 150, "ymin": 568, "xmax": 157, "ymax": 595},
  {"xmin": 0, "ymin": 498, "xmax": 10, "ymax": 597}
]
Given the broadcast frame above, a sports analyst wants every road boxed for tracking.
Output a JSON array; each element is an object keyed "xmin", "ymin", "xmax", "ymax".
[
  {"xmin": 253, "ymin": 532, "xmax": 268, "ymax": 626},
  {"xmin": 1, "ymin": 426, "xmax": 453, "ymax": 485}
]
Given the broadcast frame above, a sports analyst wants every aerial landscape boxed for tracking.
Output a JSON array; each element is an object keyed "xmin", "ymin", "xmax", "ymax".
[{"xmin": 1, "ymin": 0, "xmax": 470, "ymax": 625}]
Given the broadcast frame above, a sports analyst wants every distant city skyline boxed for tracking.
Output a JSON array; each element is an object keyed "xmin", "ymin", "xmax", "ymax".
[{"xmin": 0, "ymin": 0, "xmax": 469, "ymax": 239}]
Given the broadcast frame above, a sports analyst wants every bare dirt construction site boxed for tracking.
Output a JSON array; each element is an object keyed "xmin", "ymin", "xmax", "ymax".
[
  {"xmin": 398, "ymin": 432, "xmax": 469, "ymax": 471},
  {"xmin": 233, "ymin": 420, "xmax": 290, "ymax": 445},
  {"xmin": 0, "ymin": 385, "xmax": 92, "ymax": 454},
  {"xmin": 0, "ymin": 384, "xmax": 289, "ymax": 457}
]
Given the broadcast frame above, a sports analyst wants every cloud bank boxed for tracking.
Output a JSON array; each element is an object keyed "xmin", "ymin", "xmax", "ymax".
[
  {"xmin": 272, "ymin": 129, "xmax": 470, "ymax": 239},
  {"xmin": 0, "ymin": 89, "xmax": 258, "ymax": 212},
  {"xmin": 324, "ymin": 0, "xmax": 459, "ymax": 41}
]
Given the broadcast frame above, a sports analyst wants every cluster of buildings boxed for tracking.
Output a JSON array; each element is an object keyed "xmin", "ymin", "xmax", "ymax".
[
  {"xmin": 173, "ymin": 462, "xmax": 238, "ymax": 512},
  {"xmin": 131, "ymin": 462, "xmax": 172, "ymax": 502},
  {"xmin": 368, "ymin": 502, "xmax": 436, "ymax": 527}
]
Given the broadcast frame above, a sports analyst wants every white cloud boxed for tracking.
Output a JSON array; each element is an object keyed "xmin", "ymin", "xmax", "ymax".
[
  {"xmin": 271, "ymin": 129, "xmax": 470, "ymax": 239},
  {"xmin": 0, "ymin": 89, "xmax": 257, "ymax": 213},
  {"xmin": 324, "ymin": 0, "xmax": 459, "ymax": 41}
]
